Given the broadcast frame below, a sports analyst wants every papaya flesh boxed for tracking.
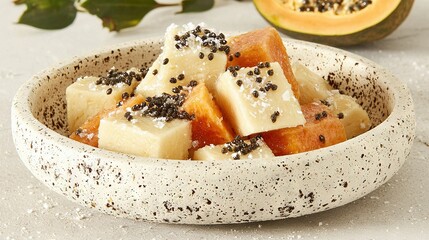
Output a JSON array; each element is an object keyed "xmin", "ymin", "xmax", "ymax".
[
  {"xmin": 226, "ymin": 27, "xmax": 300, "ymax": 99},
  {"xmin": 182, "ymin": 83, "xmax": 235, "ymax": 150},
  {"xmin": 261, "ymin": 102, "xmax": 347, "ymax": 156},
  {"xmin": 253, "ymin": 0, "xmax": 414, "ymax": 46}
]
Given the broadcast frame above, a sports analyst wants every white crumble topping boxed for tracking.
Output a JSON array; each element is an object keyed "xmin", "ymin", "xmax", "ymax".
[
  {"xmin": 282, "ymin": 90, "xmax": 291, "ymax": 101},
  {"xmin": 153, "ymin": 117, "xmax": 167, "ymax": 129},
  {"xmin": 86, "ymin": 133, "xmax": 94, "ymax": 140},
  {"xmin": 192, "ymin": 140, "xmax": 200, "ymax": 148}
]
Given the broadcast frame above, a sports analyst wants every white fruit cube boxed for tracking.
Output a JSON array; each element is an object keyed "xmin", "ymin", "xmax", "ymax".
[
  {"xmin": 98, "ymin": 112, "xmax": 192, "ymax": 160},
  {"xmin": 135, "ymin": 23, "xmax": 227, "ymax": 97},
  {"xmin": 193, "ymin": 137, "xmax": 274, "ymax": 160},
  {"xmin": 292, "ymin": 62, "xmax": 333, "ymax": 104},
  {"xmin": 327, "ymin": 93, "xmax": 371, "ymax": 139},
  {"xmin": 66, "ymin": 68, "xmax": 141, "ymax": 133},
  {"xmin": 215, "ymin": 62, "xmax": 306, "ymax": 136}
]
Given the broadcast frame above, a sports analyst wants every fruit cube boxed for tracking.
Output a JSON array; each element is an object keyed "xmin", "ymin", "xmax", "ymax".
[
  {"xmin": 69, "ymin": 95, "xmax": 145, "ymax": 147},
  {"xmin": 326, "ymin": 93, "xmax": 371, "ymax": 139},
  {"xmin": 226, "ymin": 27, "xmax": 300, "ymax": 99},
  {"xmin": 98, "ymin": 113, "xmax": 192, "ymax": 160},
  {"xmin": 182, "ymin": 83, "xmax": 235, "ymax": 150},
  {"xmin": 215, "ymin": 62, "xmax": 305, "ymax": 136},
  {"xmin": 261, "ymin": 102, "xmax": 347, "ymax": 155},
  {"xmin": 135, "ymin": 23, "xmax": 227, "ymax": 97},
  {"xmin": 292, "ymin": 62, "xmax": 333, "ymax": 104},
  {"xmin": 193, "ymin": 136, "xmax": 274, "ymax": 160},
  {"xmin": 66, "ymin": 68, "xmax": 141, "ymax": 133}
]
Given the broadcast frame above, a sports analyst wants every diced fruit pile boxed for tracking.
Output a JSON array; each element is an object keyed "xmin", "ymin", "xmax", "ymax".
[{"xmin": 66, "ymin": 23, "xmax": 371, "ymax": 160}]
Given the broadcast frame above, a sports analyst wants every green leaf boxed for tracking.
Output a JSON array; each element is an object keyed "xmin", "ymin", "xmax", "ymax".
[
  {"xmin": 81, "ymin": 0, "xmax": 160, "ymax": 32},
  {"xmin": 18, "ymin": 0, "xmax": 77, "ymax": 30},
  {"xmin": 179, "ymin": 0, "xmax": 214, "ymax": 13}
]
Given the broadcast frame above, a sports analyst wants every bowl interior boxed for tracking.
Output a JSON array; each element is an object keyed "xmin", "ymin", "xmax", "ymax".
[{"xmin": 28, "ymin": 39, "xmax": 392, "ymax": 141}]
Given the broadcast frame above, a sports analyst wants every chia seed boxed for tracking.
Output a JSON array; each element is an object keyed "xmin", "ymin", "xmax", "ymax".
[
  {"xmin": 188, "ymin": 80, "xmax": 198, "ymax": 87},
  {"xmin": 221, "ymin": 135, "xmax": 263, "ymax": 159},
  {"xmin": 319, "ymin": 135, "xmax": 326, "ymax": 143},
  {"xmin": 267, "ymin": 69, "xmax": 274, "ymax": 76},
  {"xmin": 129, "ymin": 93, "xmax": 193, "ymax": 122},
  {"xmin": 315, "ymin": 111, "xmax": 328, "ymax": 120},
  {"xmin": 177, "ymin": 74, "xmax": 185, "ymax": 80},
  {"xmin": 252, "ymin": 90, "xmax": 259, "ymax": 98},
  {"xmin": 124, "ymin": 111, "xmax": 133, "ymax": 121},
  {"xmin": 163, "ymin": 58, "xmax": 169, "ymax": 65},
  {"xmin": 208, "ymin": 53, "xmax": 214, "ymax": 61},
  {"xmin": 172, "ymin": 25, "xmax": 230, "ymax": 57},
  {"xmin": 271, "ymin": 84, "xmax": 278, "ymax": 90},
  {"xmin": 271, "ymin": 111, "xmax": 280, "ymax": 123},
  {"xmin": 320, "ymin": 99, "xmax": 331, "ymax": 106},
  {"xmin": 254, "ymin": 68, "xmax": 260, "ymax": 75},
  {"xmin": 172, "ymin": 87, "xmax": 180, "ymax": 93},
  {"xmin": 122, "ymin": 92, "xmax": 129, "ymax": 100},
  {"xmin": 106, "ymin": 88, "xmax": 112, "ymax": 95},
  {"xmin": 337, "ymin": 112, "xmax": 344, "ymax": 119}
]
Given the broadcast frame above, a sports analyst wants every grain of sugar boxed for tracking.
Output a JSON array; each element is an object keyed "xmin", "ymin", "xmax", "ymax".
[
  {"xmin": 86, "ymin": 133, "xmax": 94, "ymax": 140},
  {"xmin": 282, "ymin": 90, "xmax": 291, "ymax": 101},
  {"xmin": 153, "ymin": 117, "xmax": 167, "ymax": 129},
  {"xmin": 88, "ymin": 81, "xmax": 98, "ymax": 91}
]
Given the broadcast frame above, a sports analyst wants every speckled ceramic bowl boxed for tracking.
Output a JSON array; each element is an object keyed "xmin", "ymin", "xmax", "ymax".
[{"xmin": 11, "ymin": 38, "xmax": 415, "ymax": 224}]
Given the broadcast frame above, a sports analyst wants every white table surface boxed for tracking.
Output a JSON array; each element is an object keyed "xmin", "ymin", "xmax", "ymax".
[{"xmin": 1, "ymin": 1, "xmax": 428, "ymax": 239}]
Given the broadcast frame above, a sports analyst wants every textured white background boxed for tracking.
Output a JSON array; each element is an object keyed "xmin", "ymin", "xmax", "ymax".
[{"xmin": 1, "ymin": 0, "xmax": 428, "ymax": 239}]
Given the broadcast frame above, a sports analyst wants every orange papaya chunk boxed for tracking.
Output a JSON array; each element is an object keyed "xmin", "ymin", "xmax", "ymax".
[
  {"xmin": 227, "ymin": 27, "xmax": 300, "ymax": 99},
  {"xmin": 70, "ymin": 95, "xmax": 145, "ymax": 147},
  {"xmin": 261, "ymin": 102, "xmax": 346, "ymax": 156},
  {"xmin": 182, "ymin": 83, "xmax": 235, "ymax": 150}
]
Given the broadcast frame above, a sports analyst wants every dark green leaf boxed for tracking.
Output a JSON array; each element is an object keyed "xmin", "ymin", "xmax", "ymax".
[
  {"xmin": 179, "ymin": 0, "xmax": 214, "ymax": 13},
  {"xmin": 13, "ymin": 0, "xmax": 26, "ymax": 5},
  {"xmin": 18, "ymin": 0, "xmax": 77, "ymax": 30},
  {"xmin": 81, "ymin": 0, "xmax": 160, "ymax": 32}
]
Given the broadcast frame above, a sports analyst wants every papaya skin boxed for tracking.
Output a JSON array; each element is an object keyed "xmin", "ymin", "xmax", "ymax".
[{"xmin": 253, "ymin": 0, "xmax": 414, "ymax": 46}]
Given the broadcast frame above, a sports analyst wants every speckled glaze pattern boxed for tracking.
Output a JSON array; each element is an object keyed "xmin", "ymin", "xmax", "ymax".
[{"xmin": 11, "ymin": 39, "xmax": 415, "ymax": 224}]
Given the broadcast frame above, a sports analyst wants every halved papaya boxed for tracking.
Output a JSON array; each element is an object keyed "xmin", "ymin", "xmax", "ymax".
[
  {"xmin": 182, "ymin": 83, "xmax": 235, "ymax": 150},
  {"xmin": 226, "ymin": 27, "xmax": 300, "ymax": 100},
  {"xmin": 261, "ymin": 102, "xmax": 346, "ymax": 155},
  {"xmin": 70, "ymin": 95, "xmax": 145, "ymax": 147},
  {"xmin": 253, "ymin": 0, "xmax": 414, "ymax": 46}
]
